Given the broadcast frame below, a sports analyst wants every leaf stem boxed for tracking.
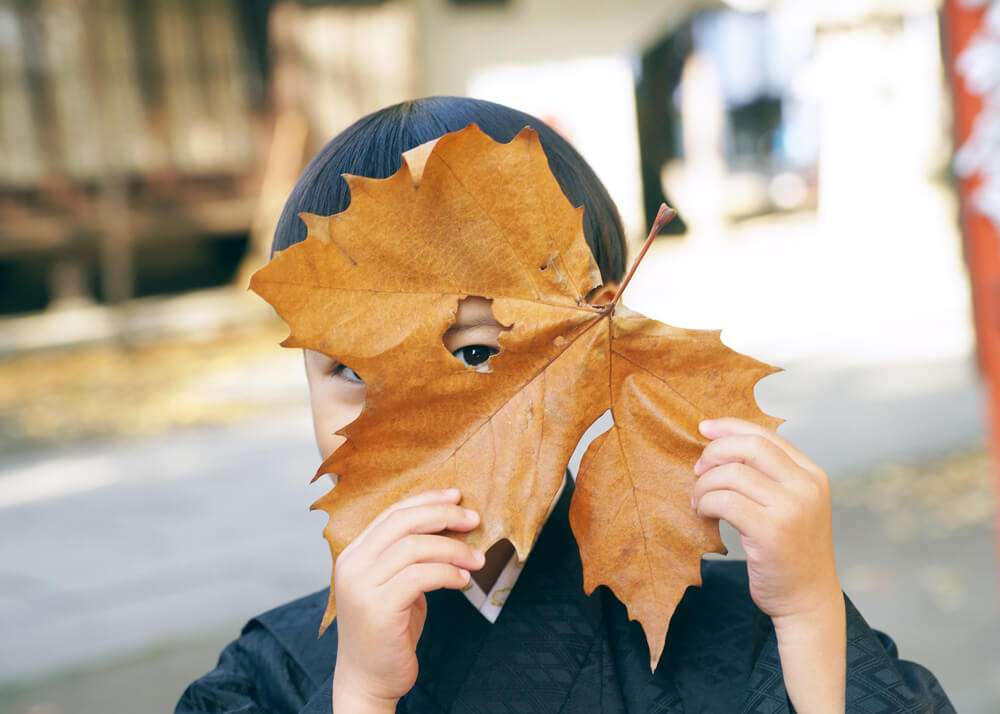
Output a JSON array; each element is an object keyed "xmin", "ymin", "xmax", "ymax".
[{"xmin": 606, "ymin": 203, "xmax": 677, "ymax": 314}]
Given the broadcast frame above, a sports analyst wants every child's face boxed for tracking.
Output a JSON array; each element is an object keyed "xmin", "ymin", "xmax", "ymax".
[{"xmin": 303, "ymin": 295, "xmax": 505, "ymax": 462}]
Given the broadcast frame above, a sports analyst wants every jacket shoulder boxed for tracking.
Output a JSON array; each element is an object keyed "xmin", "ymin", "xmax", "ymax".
[
  {"xmin": 176, "ymin": 590, "xmax": 337, "ymax": 713},
  {"xmin": 248, "ymin": 588, "xmax": 340, "ymax": 687}
]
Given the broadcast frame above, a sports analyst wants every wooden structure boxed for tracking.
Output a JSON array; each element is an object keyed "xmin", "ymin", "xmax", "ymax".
[
  {"xmin": 0, "ymin": 0, "xmax": 265, "ymax": 308},
  {"xmin": 0, "ymin": 0, "xmax": 419, "ymax": 313}
]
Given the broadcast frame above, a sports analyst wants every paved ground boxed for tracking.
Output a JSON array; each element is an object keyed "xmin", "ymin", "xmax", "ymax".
[{"xmin": 0, "ymin": 349, "xmax": 995, "ymax": 713}]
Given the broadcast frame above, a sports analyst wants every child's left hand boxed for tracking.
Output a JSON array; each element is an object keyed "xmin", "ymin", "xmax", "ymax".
[{"xmin": 690, "ymin": 416, "xmax": 842, "ymax": 622}]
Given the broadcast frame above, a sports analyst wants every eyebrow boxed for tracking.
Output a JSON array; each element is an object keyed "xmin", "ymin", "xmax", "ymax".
[{"xmin": 454, "ymin": 316, "xmax": 503, "ymax": 329}]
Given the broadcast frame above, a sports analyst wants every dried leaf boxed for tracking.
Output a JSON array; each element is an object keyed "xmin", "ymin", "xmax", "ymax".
[{"xmin": 249, "ymin": 124, "xmax": 783, "ymax": 668}]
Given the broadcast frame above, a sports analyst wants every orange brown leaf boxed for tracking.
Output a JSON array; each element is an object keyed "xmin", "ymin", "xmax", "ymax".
[{"xmin": 249, "ymin": 123, "xmax": 783, "ymax": 668}]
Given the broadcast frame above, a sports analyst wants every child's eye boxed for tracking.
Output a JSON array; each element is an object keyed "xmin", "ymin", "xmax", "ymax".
[
  {"xmin": 331, "ymin": 348, "xmax": 496, "ymax": 383},
  {"xmin": 332, "ymin": 363, "xmax": 364, "ymax": 385},
  {"xmin": 453, "ymin": 345, "xmax": 498, "ymax": 368}
]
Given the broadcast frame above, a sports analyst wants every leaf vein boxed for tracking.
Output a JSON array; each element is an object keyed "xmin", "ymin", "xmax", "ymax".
[
  {"xmin": 610, "ymin": 348, "xmax": 711, "ymax": 421},
  {"xmin": 433, "ymin": 154, "xmax": 544, "ymax": 302}
]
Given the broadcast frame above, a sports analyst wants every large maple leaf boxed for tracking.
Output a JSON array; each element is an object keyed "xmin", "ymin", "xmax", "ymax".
[{"xmin": 249, "ymin": 123, "xmax": 783, "ymax": 668}]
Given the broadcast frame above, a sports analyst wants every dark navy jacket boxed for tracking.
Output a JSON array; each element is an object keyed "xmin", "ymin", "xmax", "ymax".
[{"xmin": 177, "ymin": 473, "xmax": 955, "ymax": 713}]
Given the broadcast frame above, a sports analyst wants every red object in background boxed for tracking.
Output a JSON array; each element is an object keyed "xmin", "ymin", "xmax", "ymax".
[{"xmin": 941, "ymin": 0, "xmax": 1000, "ymax": 565}]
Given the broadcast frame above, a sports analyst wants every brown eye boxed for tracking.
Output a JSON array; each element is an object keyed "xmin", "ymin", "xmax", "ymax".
[{"xmin": 453, "ymin": 345, "xmax": 497, "ymax": 368}]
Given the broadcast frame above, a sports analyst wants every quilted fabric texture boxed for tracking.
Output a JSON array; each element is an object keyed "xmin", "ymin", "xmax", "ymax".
[{"xmin": 176, "ymin": 471, "xmax": 956, "ymax": 713}]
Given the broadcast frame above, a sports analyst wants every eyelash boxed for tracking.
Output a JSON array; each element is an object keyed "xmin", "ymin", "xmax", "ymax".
[
  {"xmin": 331, "ymin": 363, "xmax": 364, "ymax": 385},
  {"xmin": 330, "ymin": 345, "xmax": 498, "ymax": 385}
]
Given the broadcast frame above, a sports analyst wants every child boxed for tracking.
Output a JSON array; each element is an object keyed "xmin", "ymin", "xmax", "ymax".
[{"xmin": 176, "ymin": 97, "xmax": 955, "ymax": 713}]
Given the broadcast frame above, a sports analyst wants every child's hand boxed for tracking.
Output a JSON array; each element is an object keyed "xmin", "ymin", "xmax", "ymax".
[
  {"xmin": 331, "ymin": 488, "xmax": 485, "ymax": 713},
  {"xmin": 690, "ymin": 416, "xmax": 846, "ymax": 713},
  {"xmin": 690, "ymin": 416, "xmax": 841, "ymax": 620}
]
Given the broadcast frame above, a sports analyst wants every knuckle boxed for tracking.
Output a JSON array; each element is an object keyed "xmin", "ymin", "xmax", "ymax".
[
  {"xmin": 718, "ymin": 489, "xmax": 737, "ymax": 508},
  {"xmin": 795, "ymin": 478, "xmax": 823, "ymax": 504},
  {"xmin": 398, "ymin": 564, "xmax": 422, "ymax": 590},
  {"xmin": 745, "ymin": 434, "xmax": 769, "ymax": 456},
  {"xmin": 440, "ymin": 535, "xmax": 463, "ymax": 554},
  {"xmin": 378, "ymin": 497, "xmax": 410, "ymax": 521},
  {"xmin": 427, "ymin": 564, "xmax": 455, "ymax": 590},
  {"xmin": 720, "ymin": 462, "xmax": 747, "ymax": 480},
  {"xmin": 447, "ymin": 565, "xmax": 467, "ymax": 586},
  {"xmin": 417, "ymin": 503, "xmax": 452, "ymax": 524},
  {"xmin": 419, "ymin": 534, "xmax": 452, "ymax": 558},
  {"xmin": 705, "ymin": 489, "xmax": 731, "ymax": 512},
  {"xmin": 707, "ymin": 467, "xmax": 734, "ymax": 492},
  {"xmin": 440, "ymin": 537, "xmax": 469, "ymax": 563},
  {"xmin": 396, "ymin": 534, "xmax": 421, "ymax": 560},
  {"xmin": 434, "ymin": 503, "xmax": 460, "ymax": 519},
  {"xmin": 772, "ymin": 504, "xmax": 799, "ymax": 533},
  {"xmin": 383, "ymin": 507, "xmax": 411, "ymax": 530}
]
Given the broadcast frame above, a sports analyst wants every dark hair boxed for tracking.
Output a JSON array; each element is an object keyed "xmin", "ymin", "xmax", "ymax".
[{"xmin": 272, "ymin": 96, "xmax": 627, "ymax": 283}]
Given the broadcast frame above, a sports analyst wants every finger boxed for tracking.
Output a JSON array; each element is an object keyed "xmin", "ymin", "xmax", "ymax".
[
  {"xmin": 382, "ymin": 562, "xmax": 472, "ymax": 611},
  {"xmin": 373, "ymin": 534, "xmax": 485, "ymax": 586},
  {"xmin": 359, "ymin": 502, "xmax": 480, "ymax": 557},
  {"xmin": 694, "ymin": 488, "xmax": 766, "ymax": 539},
  {"xmin": 695, "ymin": 433, "xmax": 800, "ymax": 484},
  {"xmin": 691, "ymin": 462, "xmax": 788, "ymax": 509},
  {"xmin": 699, "ymin": 417, "xmax": 822, "ymax": 476},
  {"xmin": 349, "ymin": 488, "xmax": 462, "ymax": 551}
]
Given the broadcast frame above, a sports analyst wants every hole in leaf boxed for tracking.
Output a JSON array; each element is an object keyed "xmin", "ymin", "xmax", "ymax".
[{"xmin": 442, "ymin": 295, "xmax": 511, "ymax": 374}]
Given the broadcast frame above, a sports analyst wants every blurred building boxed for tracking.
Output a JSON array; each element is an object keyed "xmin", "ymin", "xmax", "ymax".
[
  {"xmin": 0, "ymin": 0, "xmax": 950, "ymax": 320},
  {"xmin": 0, "ymin": 0, "xmax": 268, "ymax": 313}
]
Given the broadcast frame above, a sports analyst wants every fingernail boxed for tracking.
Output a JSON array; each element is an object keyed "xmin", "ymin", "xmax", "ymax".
[
  {"xmin": 698, "ymin": 420, "xmax": 714, "ymax": 436},
  {"xmin": 464, "ymin": 508, "xmax": 479, "ymax": 521},
  {"xmin": 473, "ymin": 549, "xmax": 485, "ymax": 564},
  {"xmin": 444, "ymin": 488, "xmax": 460, "ymax": 497},
  {"xmin": 459, "ymin": 568, "xmax": 470, "ymax": 581},
  {"xmin": 693, "ymin": 457, "xmax": 703, "ymax": 473}
]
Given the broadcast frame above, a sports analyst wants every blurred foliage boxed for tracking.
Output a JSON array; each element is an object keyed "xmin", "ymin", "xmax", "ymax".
[
  {"xmin": 835, "ymin": 450, "xmax": 995, "ymax": 540},
  {"xmin": 0, "ymin": 322, "xmax": 295, "ymax": 454}
]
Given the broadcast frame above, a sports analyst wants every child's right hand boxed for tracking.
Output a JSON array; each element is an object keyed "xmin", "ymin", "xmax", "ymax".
[{"xmin": 331, "ymin": 487, "xmax": 485, "ymax": 713}]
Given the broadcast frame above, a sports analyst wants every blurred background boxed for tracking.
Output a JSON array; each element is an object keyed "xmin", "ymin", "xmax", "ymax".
[{"xmin": 0, "ymin": 0, "xmax": 997, "ymax": 711}]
